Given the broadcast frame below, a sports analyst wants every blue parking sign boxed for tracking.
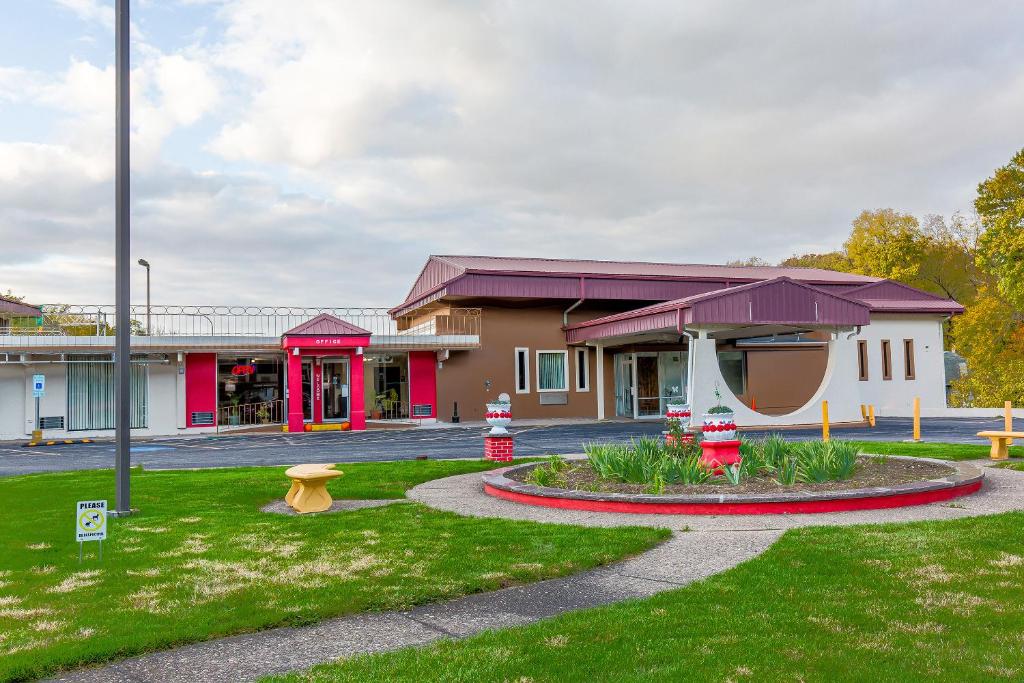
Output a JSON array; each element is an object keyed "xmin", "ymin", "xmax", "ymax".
[{"xmin": 32, "ymin": 374, "xmax": 45, "ymax": 398}]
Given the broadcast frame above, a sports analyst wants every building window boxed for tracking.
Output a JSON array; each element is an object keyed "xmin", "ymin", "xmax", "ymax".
[
  {"xmin": 67, "ymin": 356, "xmax": 148, "ymax": 431},
  {"xmin": 717, "ymin": 351, "xmax": 746, "ymax": 396},
  {"xmin": 536, "ymin": 350, "xmax": 569, "ymax": 392},
  {"xmin": 575, "ymin": 347, "xmax": 590, "ymax": 392},
  {"xmin": 857, "ymin": 340, "xmax": 869, "ymax": 381},
  {"xmin": 903, "ymin": 339, "xmax": 916, "ymax": 380},
  {"xmin": 514, "ymin": 348, "xmax": 530, "ymax": 394},
  {"xmin": 881, "ymin": 340, "xmax": 892, "ymax": 381}
]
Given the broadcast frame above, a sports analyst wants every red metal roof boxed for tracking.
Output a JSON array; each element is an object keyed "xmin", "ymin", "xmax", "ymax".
[
  {"xmin": 283, "ymin": 313, "xmax": 372, "ymax": 337},
  {"xmin": 392, "ymin": 254, "xmax": 880, "ymax": 315},
  {"xmin": 0, "ymin": 295, "xmax": 41, "ymax": 317},
  {"xmin": 565, "ymin": 277, "xmax": 872, "ymax": 343}
]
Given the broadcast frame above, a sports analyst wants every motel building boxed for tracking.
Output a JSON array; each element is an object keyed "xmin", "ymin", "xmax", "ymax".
[{"xmin": 0, "ymin": 256, "xmax": 964, "ymax": 440}]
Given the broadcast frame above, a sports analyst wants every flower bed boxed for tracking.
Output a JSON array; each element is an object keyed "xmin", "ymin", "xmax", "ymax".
[{"xmin": 481, "ymin": 434, "xmax": 985, "ymax": 515}]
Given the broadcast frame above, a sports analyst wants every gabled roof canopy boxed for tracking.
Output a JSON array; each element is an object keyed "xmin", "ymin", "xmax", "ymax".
[
  {"xmin": 564, "ymin": 277, "xmax": 872, "ymax": 343},
  {"xmin": 283, "ymin": 313, "xmax": 372, "ymax": 337},
  {"xmin": 0, "ymin": 295, "xmax": 41, "ymax": 317},
  {"xmin": 391, "ymin": 254, "xmax": 880, "ymax": 316}
]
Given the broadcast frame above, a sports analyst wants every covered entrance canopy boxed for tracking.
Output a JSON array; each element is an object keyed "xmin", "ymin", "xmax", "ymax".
[
  {"xmin": 565, "ymin": 278, "xmax": 873, "ymax": 426},
  {"xmin": 565, "ymin": 277, "xmax": 871, "ymax": 344},
  {"xmin": 282, "ymin": 314, "xmax": 372, "ymax": 433}
]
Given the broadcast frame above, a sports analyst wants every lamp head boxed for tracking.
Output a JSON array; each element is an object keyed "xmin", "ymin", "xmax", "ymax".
[{"xmin": 137, "ymin": 258, "xmax": 150, "ymax": 268}]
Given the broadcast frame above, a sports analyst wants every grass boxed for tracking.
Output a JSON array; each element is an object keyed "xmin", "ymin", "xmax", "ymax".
[
  {"xmin": 992, "ymin": 461, "xmax": 1024, "ymax": 472},
  {"xmin": 0, "ymin": 462, "xmax": 667, "ymax": 682},
  {"xmin": 270, "ymin": 512, "xmax": 1024, "ymax": 682},
  {"xmin": 851, "ymin": 440, "xmax": 1024, "ymax": 461}
]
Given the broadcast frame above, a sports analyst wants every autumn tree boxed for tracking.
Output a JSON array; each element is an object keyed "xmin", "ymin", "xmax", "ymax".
[
  {"xmin": 779, "ymin": 251, "xmax": 851, "ymax": 271},
  {"xmin": 843, "ymin": 209, "xmax": 926, "ymax": 282},
  {"xmin": 975, "ymin": 147, "xmax": 1024, "ymax": 310},
  {"xmin": 948, "ymin": 147, "xmax": 1024, "ymax": 405}
]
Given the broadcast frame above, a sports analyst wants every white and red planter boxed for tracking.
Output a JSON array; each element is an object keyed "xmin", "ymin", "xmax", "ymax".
[
  {"xmin": 665, "ymin": 402, "xmax": 691, "ymax": 421},
  {"xmin": 701, "ymin": 411, "xmax": 736, "ymax": 442},
  {"xmin": 485, "ymin": 402, "xmax": 512, "ymax": 435}
]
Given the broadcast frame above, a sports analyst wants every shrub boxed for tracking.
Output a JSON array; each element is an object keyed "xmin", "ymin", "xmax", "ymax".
[{"xmin": 525, "ymin": 456, "xmax": 569, "ymax": 488}]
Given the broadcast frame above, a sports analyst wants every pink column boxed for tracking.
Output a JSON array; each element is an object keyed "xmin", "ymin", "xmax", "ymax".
[
  {"xmin": 350, "ymin": 348, "xmax": 366, "ymax": 430},
  {"xmin": 287, "ymin": 351, "xmax": 304, "ymax": 433}
]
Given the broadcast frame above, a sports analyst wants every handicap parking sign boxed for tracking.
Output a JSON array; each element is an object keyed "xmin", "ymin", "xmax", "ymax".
[{"xmin": 32, "ymin": 374, "xmax": 45, "ymax": 398}]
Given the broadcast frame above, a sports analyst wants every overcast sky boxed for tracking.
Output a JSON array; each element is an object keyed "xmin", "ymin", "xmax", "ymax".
[{"xmin": 1, "ymin": 1, "xmax": 1023, "ymax": 306}]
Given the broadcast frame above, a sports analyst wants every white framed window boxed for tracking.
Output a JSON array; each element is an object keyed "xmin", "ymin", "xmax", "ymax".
[
  {"xmin": 536, "ymin": 350, "xmax": 569, "ymax": 392},
  {"xmin": 514, "ymin": 347, "xmax": 530, "ymax": 394},
  {"xmin": 575, "ymin": 347, "xmax": 590, "ymax": 392}
]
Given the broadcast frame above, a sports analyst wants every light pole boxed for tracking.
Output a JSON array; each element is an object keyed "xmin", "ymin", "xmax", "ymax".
[
  {"xmin": 138, "ymin": 259, "xmax": 150, "ymax": 335},
  {"xmin": 113, "ymin": 0, "xmax": 133, "ymax": 516}
]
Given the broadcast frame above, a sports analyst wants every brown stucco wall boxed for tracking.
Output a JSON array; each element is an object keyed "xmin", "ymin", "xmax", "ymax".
[
  {"xmin": 737, "ymin": 346, "xmax": 828, "ymax": 415},
  {"xmin": 435, "ymin": 305, "xmax": 618, "ymax": 421}
]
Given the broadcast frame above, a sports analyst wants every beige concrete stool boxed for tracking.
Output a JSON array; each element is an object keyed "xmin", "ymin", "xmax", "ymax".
[{"xmin": 285, "ymin": 464, "xmax": 343, "ymax": 513}]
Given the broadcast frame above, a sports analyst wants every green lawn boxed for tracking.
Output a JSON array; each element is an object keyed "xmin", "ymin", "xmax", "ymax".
[
  {"xmin": 0, "ymin": 462, "xmax": 667, "ymax": 682},
  {"xmin": 993, "ymin": 461, "xmax": 1024, "ymax": 472},
  {"xmin": 273, "ymin": 512, "xmax": 1024, "ymax": 682},
  {"xmin": 852, "ymin": 440, "xmax": 1023, "ymax": 461}
]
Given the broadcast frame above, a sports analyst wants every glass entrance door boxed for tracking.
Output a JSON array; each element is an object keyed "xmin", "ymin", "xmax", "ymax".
[
  {"xmin": 321, "ymin": 358, "xmax": 350, "ymax": 422},
  {"xmin": 301, "ymin": 359, "xmax": 313, "ymax": 422},
  {"xmin": 614, "ymin": 353, "xmax": 634, "ymax": 417},
  {"xmin": 635, "ymin": 353, "xmax": 661, "ymax": 417},
  {"xmin": 613, "ymin": 350, "xmax": 688, "ymax": 419}
]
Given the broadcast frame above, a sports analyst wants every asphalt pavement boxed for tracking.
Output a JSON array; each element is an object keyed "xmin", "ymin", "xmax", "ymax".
[{"xmin": 0, "ymin": 416, "xmax": 1010, "ymax": 478}]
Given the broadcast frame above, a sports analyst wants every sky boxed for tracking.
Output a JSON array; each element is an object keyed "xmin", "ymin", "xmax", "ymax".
[{"xmin": 1, "ymin": 0, "xmax": 1023, "ymax": 307}]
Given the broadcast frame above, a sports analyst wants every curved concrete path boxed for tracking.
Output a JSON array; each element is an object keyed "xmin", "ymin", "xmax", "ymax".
[{"xmin": 50, "ymin": 462, "xmax": 1024, "ymax": 683}]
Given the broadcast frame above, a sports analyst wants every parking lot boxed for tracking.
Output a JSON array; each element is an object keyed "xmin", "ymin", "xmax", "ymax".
[{"xmin": 0, "ymin": 415, "xmax": 1012, "ymax": 477}]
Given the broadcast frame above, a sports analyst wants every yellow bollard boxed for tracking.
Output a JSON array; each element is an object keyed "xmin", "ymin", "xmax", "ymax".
[
  {"xmin": 860, "ymin": 404, "xmax": 867, "ymax": 420},
  {"xmin": 1006, "ymin": 401, "xmax": 1014, "ymax": 445},
  {"xmin": 868, "ymin": 404, "xmax": 876, "ymax": 428},
  {"xmin": 822, "ymin": 400, "xmax": 830, "ymax": 442},
  {"xmin": 913, "ymin": 397, "xmax": 921, "ymax": 442}
]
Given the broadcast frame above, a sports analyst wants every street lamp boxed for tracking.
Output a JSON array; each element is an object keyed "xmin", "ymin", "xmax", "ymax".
[
  {"xmin": 137, "ymin": 258, "xmax": 150, "ymax": 335},
  {"xmin": 113, "ymin": 0, "xmax": 132, "ymax": 516}
]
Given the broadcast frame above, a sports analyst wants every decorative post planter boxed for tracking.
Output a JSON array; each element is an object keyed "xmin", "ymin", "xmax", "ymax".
[
  {"xmin": 484, "ymin": 398, "xmax": 513, "ymax": 462},
  {"xmin": 485, "ymin": 401, "xmax": 512, "ymax": 435},
  {"xmin": 700, "ymin": 409, "xmax": 740, "ymax": 471},
  {"xmin": 664, "ymin": 402, "xmax": 694, "ymax": 445}
]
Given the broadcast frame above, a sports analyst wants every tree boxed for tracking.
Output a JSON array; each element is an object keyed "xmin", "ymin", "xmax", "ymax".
[
  {"xmin": 726, "ymin": 257, "xmax": 772, "ymax": 267},
  {"xmin": 975, "ymin": 147, "xmax": 1024, "ymax": 310},
  {"xmin": 844, "ymin": 209, "xmax": 926, "ymax": 282},
  {"xmin": 916, "ymin": 213, "xmax": 988, "ymax": 306},
  {"xmin": 779, "ymin": 251, "xmax": 852, "ymax": 271},
  {"xmin": 949, "ymin": 287, "xmax": 1024, "ymax": 406}
]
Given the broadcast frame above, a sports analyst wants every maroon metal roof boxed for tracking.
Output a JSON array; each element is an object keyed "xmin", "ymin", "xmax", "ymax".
[
  {"xmin": 565, "ymin": 277, "xmax": 872, "ymax": 343},
  {"xmin": 0, "ymin": 295, "xmax": 41, "ymax": 317},
  {"xmin": 283, "ymin": 313, "xmax": 372, "ymax": 337},
  {"xmin": 392, "ymin": 254, "xmax": 880, "ymax": 315}
]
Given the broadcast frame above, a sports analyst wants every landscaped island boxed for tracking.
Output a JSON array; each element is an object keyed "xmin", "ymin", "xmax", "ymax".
[
  {"xmin": 483, "ymin": 433, "xmax": 984, "ymax": 514},
  {"xmin": 515, "ymin": 435, "xmax": 954, "ymax": 495}
]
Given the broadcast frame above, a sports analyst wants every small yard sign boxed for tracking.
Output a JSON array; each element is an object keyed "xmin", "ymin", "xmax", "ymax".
[{"xmin": 76, "ymin": 500, "xmax": 107, "ymax": 542}]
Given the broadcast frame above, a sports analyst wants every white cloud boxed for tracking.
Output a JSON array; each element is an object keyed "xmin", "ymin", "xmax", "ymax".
[
  {"xmin": 54, "ymin": 0, "xmax": 115, "ymax": 31},
  {"xmin": 6, "ymin": 0, "xmax": 1024, "ymax": 305}
]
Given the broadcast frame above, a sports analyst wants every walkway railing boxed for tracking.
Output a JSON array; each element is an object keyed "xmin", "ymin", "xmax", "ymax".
[
  {"xmin": 2, "ymin": 306, "xmax": 482, "ymax": 348},
  {"xmin": 218, "ymin": 399, "xmax": 284, "ymax": 429}
]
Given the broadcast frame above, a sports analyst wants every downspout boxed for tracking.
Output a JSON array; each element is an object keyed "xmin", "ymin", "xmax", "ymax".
[
  {"xmin": 845, "ymin": 325, "xmax": 862, "ymax": 340},
  {"xmin": 562, "ymin": 276, "xmax": 586, "ymax": 325}
]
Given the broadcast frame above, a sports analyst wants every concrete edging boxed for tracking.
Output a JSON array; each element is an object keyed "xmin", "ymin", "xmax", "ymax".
[{"xmin": 481, "ymin": 456, "xmax": 984, "ymax": 515}]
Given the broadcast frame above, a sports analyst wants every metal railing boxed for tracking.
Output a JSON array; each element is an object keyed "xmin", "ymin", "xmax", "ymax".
[
  {"xmin": 3, "ymin": 305, "xmax": 481, "ymax": 346},
  {"xmin": 218, "ymin": 399, "xmax": 284, "ymax": 429}
]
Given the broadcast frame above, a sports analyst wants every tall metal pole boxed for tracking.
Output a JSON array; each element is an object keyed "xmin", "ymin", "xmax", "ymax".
[{"xmin": 114, "ymin": 0, "xmax": 132, "ymax": 515}]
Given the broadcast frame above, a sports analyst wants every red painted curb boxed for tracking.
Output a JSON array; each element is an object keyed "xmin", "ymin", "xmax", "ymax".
[{"xmin": 483, "ymin": 480, "xmax": 983, "ymax": 515}]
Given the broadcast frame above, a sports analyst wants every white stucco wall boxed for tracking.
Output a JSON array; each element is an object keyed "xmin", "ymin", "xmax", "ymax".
[
  {"xmin": 0, "ymin": 360, "xmax": 188, "ymax": 440},
  {"xmin": 853, "ymin": 314, "xmax": 948, "ymax": 415},
  {"xmin": 684, "ymin": 313, "xmax": 950, "ymax": 427}
]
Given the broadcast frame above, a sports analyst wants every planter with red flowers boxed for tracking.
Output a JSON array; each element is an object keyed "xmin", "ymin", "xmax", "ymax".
[{"xmin": 700, "ymin": 388, "xmax": 739, "ymax": 470}]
